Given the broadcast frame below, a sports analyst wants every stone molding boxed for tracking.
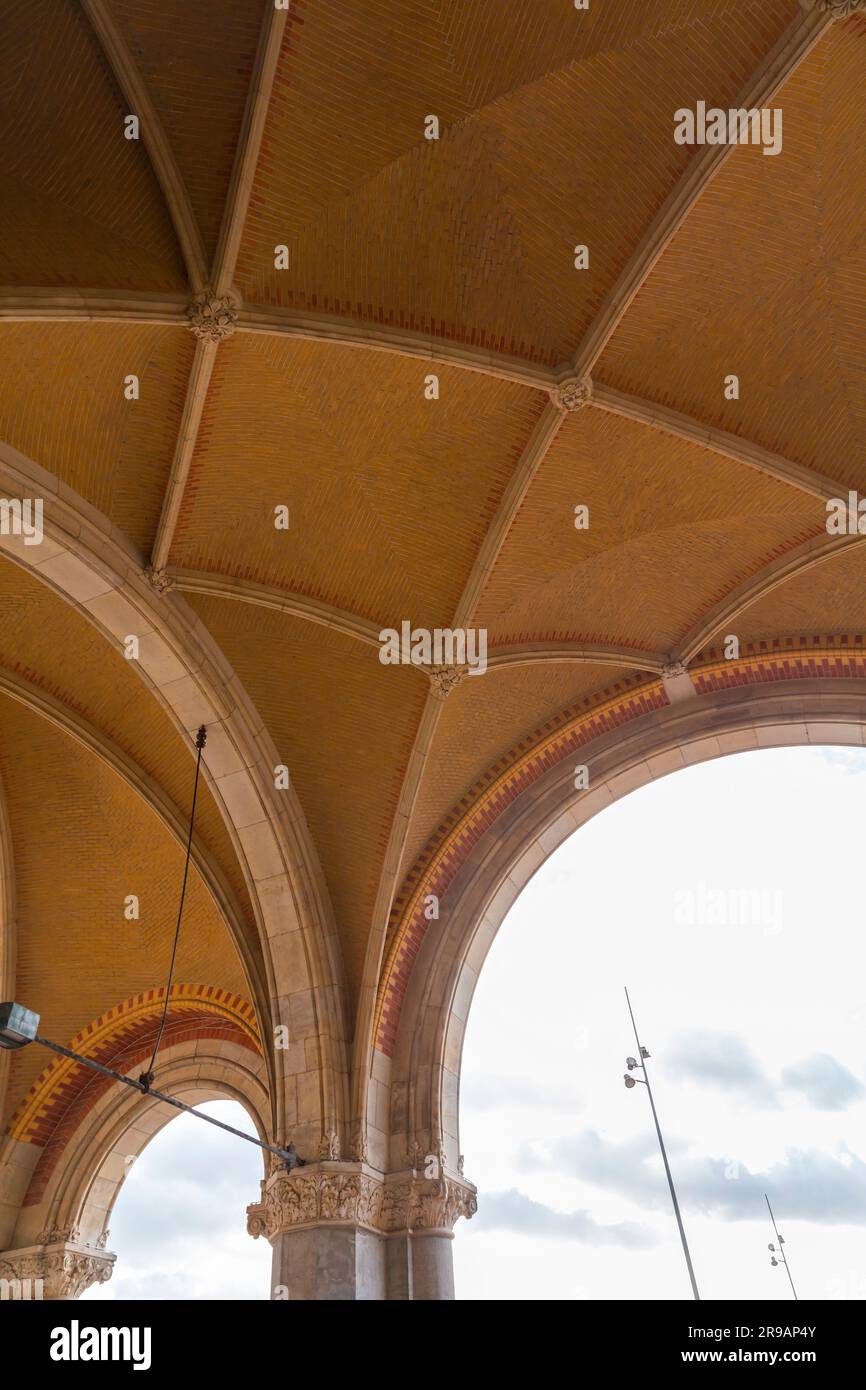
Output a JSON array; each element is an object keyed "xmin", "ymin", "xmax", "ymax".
[
  {"xmin": 0, "ymin": 1239, "xmax": 115, "ymax": 1299},
  {"xmin": 34, "ymin": 1224, "xmax": 108, "ymax": 1248},
  {"xmin": 822, "ymin": 1, "xmax": 865, "ymax": 17},
  {"xmin": 247, "ymin": 1163, "xmax": 477, "ymax": 1240}
]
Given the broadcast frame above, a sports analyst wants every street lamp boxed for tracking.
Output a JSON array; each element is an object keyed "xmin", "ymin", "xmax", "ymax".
[
  {"xmin": 0, "ymin": 1001, "xmax": 39, "ymax": 1049},
  {"xmin": 0, "ymin": 1000, "xmax": 304, "ymax": 1172},
  {"xmin": 623, "ymin": 987, "xmax": 701, "ymax": 1301},
  {"xmin": 765, "ymin": 1194, "xmax": 798, "ymax": 1299}
]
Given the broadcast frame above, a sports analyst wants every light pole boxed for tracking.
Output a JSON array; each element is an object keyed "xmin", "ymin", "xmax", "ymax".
[
  {"xmin": 765, "ymin": 1193, "xmax": 798, "ymax": 1300},
  {"xmin": 623, "ymin": 986, "xmax": 701, "ymax": 1301}
]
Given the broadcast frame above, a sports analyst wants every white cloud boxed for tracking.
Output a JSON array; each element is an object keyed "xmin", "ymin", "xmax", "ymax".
[
  {"xmin": 531, "ymin": 1128, "xmax": 866, "ymax": 1225},
  {"xmin": 455, "ymin": 747, "xmax": 866, "ymax": 1299},
  {"xmin": 781, "ymin": 1054, "xmax": 865, "ymax": 1111},
  {"xmin": 665, "ymin": 1029, "xmax": 777, "ymax": 1105},
  {"xmin": 82, "ymin": 1102, "xmax": 271, "ymax": 1301},
  {"xmin": 474, "ymin": 1188, "xmax": 657, "ymax": 1247},
  {"xmin": 462, "ymin": 1071, "xmax": 583, "ymax": 1113}
]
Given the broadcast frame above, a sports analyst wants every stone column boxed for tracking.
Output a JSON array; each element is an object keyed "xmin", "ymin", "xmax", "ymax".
[
  {"xmin": 382, "ymin": 1164, "xmax": 476, "ymax": 1299},
  {"xmin": 0, "ymin": 1232, "xmax": 115, "ymax": 1300},
  {"xmin": 247, "ymin": 1161, "xmax": 476, "ymax": 1300},
  {"xmin": 408, "ymin": 1230, "xmax": 456, "ymax": 1300}
]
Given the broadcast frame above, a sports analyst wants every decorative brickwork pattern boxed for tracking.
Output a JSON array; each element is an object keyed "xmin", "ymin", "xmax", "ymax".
[{"xmin": 690, "ymin": 638, "xmax": 866, "ymax": 693}]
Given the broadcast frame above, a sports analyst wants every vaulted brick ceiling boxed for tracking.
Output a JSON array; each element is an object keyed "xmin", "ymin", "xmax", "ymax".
[{"xmin": 0, "ymin": 0, "xmax": 863, "ymax": 1062}]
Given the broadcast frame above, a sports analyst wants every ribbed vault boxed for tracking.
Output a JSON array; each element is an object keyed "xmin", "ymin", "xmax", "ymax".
[{"xmin": 1, "ymin": 0, "xmax": 864, "ymax": 1242}]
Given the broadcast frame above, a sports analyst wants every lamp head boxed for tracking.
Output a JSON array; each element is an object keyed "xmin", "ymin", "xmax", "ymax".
[
  {"xmin": 0, "ymin": 1002, "xmax": 39, "ymax": 1050},
  {"xmin": 623, "ymin": 1074, "xmax": 636, "ymax": 1089}
]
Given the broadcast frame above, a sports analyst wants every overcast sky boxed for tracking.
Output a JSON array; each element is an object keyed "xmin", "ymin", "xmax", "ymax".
[
  {"xmin": 86, "ymin": 745, "xmax": 866, "ymax": 1301},
  {"xmin": 454, "ymin": 744, "xmax": 866, "ymax": 1301},
  {"xmin": 83, "ymin": 1102, "xmax": 270, "ymax": 1301}
]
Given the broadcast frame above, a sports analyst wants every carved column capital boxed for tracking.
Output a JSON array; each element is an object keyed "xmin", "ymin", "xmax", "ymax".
[
  {"xmin": 247, "ymin": 1163, "xmax": 380, "ymax": 1239},
  {"xmin": 246, "ymin": 1162, "xmax": 477, "ymax": 1240},
  {"xmin": 186, "ymin": 290, "xmax": 239, "ymax": 342},
  {"xmin": 552, "ymin": 374, "xmax": 593, "ymax": 412},
  {"xmin": 0, "ymin": 1239, "xmax": 115, "ymax": 1300},
  {"xmin": 385, "ymin": 1172, "xmax": 478, "ymax": 1233}
]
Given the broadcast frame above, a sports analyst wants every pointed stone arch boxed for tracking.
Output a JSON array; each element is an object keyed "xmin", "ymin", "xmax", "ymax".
[{"xmin": 381, "ymin": 664, "xmax": 866, "ymax": 1178}]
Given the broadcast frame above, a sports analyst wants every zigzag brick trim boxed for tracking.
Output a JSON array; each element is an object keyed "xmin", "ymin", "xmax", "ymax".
[
  {"xmin": 374, "ymin": 639, "xmax": 866, "ymax": 1056},
  {"xmin": 690, "ymin": 635, "xmax": 866, "ymax": 691}
]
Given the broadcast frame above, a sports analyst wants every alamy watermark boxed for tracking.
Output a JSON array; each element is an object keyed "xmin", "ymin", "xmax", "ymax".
[
  {"xmin": 827, "ymin": 492, "xmax": 866, "ymax": 535},
  {"xmin": 0, "ymin": 1275, "xmax": 44, "ymax": 1300},
  {"xmin": 379, "ymin": 621, "xmax": 487, "ymax": 675},
  {"xmin": 674, "ymin": 101, "xmax": 782, "ymax": 157},
  {"xmin": 0, "ymin": 497, "xmax": 43, "ymax": 546},
  {"xmin": 50, "ymin": 1320, "xmax": 151, "ymax": 1371},
  {"xmin": 674, "ymin": 880, "xmax": 784, "ymax": 935}
]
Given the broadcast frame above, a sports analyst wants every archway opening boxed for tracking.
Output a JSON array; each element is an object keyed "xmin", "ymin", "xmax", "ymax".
[
  {"xmin": 453, "ymin": 746, "xmax": 866, "ymax": 1301},
  {"xmin": 82, "ymin": 1101, "xmax": 271, "ymax": 1301}
]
